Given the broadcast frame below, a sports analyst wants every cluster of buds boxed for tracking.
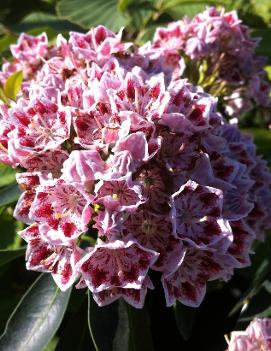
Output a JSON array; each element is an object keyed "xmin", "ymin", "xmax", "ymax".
[
  {"xmin": 0, "ymin": 18, "xmax": 270, "ymax": 308},
  {"xmin": 226, "ymin": 318, "xmax": 271, "ymax": 351},
  {"xmin": 141, "ymin": 7, "xmax": 271, "ymax": 121}
]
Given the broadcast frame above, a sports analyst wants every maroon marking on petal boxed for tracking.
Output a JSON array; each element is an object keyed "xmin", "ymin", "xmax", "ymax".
[
  {"xmin": 189, "ymin": 105, "xmax": 206, "ymax": 126},
  {"xmin": 123, "ymin": 267, "xmax": 139, "ymax": 283},
  {"xmin": 139, "ymin": 257, "xmax": 151, "ymax": 270},
  {"xmin": 24, "ymin": 225, "xmax": 39, "ymax": 240},
  {"xmin": 182, "ymin": 282, "xmax": 197, "ymax": 302},
  {"xmin": 20, "ymin": 138, "xmax": 35, "ymax": 147},
  {"xmin": 97, "ymin": 103, "xmax": 109, "ymax": 114},
  {"xmin": 48, "ymin": 218, "xmax": 59, "ymax": 230},
  {"xmin": 205, "ymin": 226, "xmax": 221, "ymax": 241},
  {"xmin": 111, "ymin": 274, "xmax": 121, "ymax": 286},
  {"xmin": 199, "ymin": 193, "xmax": 219, "ymax": 207},
  {"xmin": 59, "ymin": 111, "xmax": 66, "ymax": 123},
  {"xmin": 95, "ymin": 27, "xmax": 107, "ymax": 44},
  {"xmin": 75, "ymin": 119, "xmax": 89, "ymax": 130},
  {"xmin": 91, "ymin": 268, "xmax": 108, "ymax": 288},
  {"xmin": 81, "ymin": 259, "xmax": 91, "ymax": 272},
  {"xmin": 127, "ymin": 80, "xmax": 135, "ymax": 100},
  {"xmin": 172, "ymin": 90, "xmax": 185, "ymax": 106},
  {"xmin": 61, "ymin": 262, "xmax": 73, "ymax": 284},
  {"xmin": 34, "ymin": 203, "xmax": 53, "ymax": 218},
  {"xmin": 150, "ymin": 84, "xmax": 160, "ymax": 99},
  {"xmin": 208, "ymin": 207, "xmax": 221, "ymax": 217},
  {"xmin": 14, "ymin": 111, "xmax": 30, "ymax": 126},
  {"xmin": 37, "ymin": 192, "xmax": 48, "ymax": 201},
  {"xmin": 201, "ymin": 256, "xmax": 222, "ymax": 276},
  {"xmin": 62, "ymin": 222, "xmax": 77, "ymax": 237},
  {"xmin": 180, "ymin": 186, "xmax": 194, "ymax": 196},
  {"xmin": 30, "ymin": 245, "xmax": 54, "ymax": 267},
  {"xmin": 35, "ymin": 101, "xmax": 47, "ymax": 114},
  {"xmin": 124, "ymin": 288, "xmax": 141, "ymax": 302}
]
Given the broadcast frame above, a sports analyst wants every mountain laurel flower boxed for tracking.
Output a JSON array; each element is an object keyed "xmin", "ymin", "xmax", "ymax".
[
  {"xmin": 145, "ymin": 7, "xmax": 271, "ymax": 122},
  {"xmin": 226, "ymin": 318, "xmax": 271, "ymax": 351},
  {"xmin": 0, "ymin": 18, "xmax": 270, "ymax": 308}
]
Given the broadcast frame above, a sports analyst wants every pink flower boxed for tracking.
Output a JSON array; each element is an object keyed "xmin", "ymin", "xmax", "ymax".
[
  {"xmin": 69, "ymin": 26, "xmax": 131, "ymax": 64},
  {"xmin": 92, "ymin": 276, "xmax": 154, "ymax": 308},
  {"xmin": 95, "ymin": 175, "xmax": 143, "ymax": 211},
  {"xmin": 20, "ymin": 149, "xmax": 69, "ymax": 177},
  {"xmin": 123, "ymin": 210, "xmax": 184, "ymax": 273},
  {"xmin": 227, "ymin": 318, "xmax": 271, "ymax": 351},
  {"xmin": 162, "ymin": 247, "xmax": 237, "ymax": 307},
  {"xmin": 10, "ymin": 33, "xmax": 48, "ymax": 63},
  {"xmin": 14, "ymin": 172, "xmax": 45, "ymax": 224},
  {"xmin": 77, "ymin": 240, "xmax": 159, "ymax": 293},
  {"xmin": 0, "ymin": 22, "xmax": 270, "ymax": 308},
  {"xmin": 29, "ymin": 179, "xmax": 93, "ymax": 243},
  {"xmin": 62, "ymin": 150, "xmax": 106, "ymax": 189},
  {"xmin": 171, "ymin": 180, "xmax": 233, "ymax": 251},
  {"xmin": 19, "ymin": 224, "xmax": 83, "ymax": 291},
  {"xmin": 228, "ymin": 220, "xmax": 255, "ymax": 267},
  {"xmin": 9, "ymin": 98, "xmax": 71, "ymax": 164}
]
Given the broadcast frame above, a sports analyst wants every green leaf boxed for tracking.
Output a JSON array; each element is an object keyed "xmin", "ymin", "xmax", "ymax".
[
  {"xmin": 43, "ymin": 336, "xmax": 59, "ymax": 351},
  {"xmin": 0, "ymin": 246, "xmax": 25, "ymax": 267},
  {"xmin": 243, "ymin": 128, "xmax": 271, "ymax": 164},
  {"xmin": 0, "ymin": 34, "xmax": 17, "ymax": 55},
  {"xmin": 0, "ymin": 208, "xmax": 24, "ymax": 249},
  {"xmin": 11, "ymin": 12, "xmax": 82, "ymax": 33},
  {"xmin": 160, "ymin": 0, "xmax": 229, "ymax": 19},
  {"xmin": 237, "ymin": 283, "xmax": 271, "ymax": 324},
  {"xmin": 0, "ymin": 164, "xmax": 16, "ymax": 187},
  {"xmin": 87, "ymin": 292, "xmax": 119, "ymax": 351},
  {"xmin": 253, "ymin": 29, "xmax": 271, "ymax": 64},
  {"xmin": 0, "ymin": 183, "xmax": 21, "ymax": 207},
  {"xmin": 56, "ymin": 294, "xmax": 95, "ymax": 351},
  {"xmin": 0, "ymin": 88, "xmax": 9, "ymax": 106},
  {"xmin": 3, "ymin": 71, "xmax": 23, "ymax": 101},
  {"xmin": 57, "ymin": 0, "xmax": 128, "ymax": 32},
  {"xmin": 87, "ymin": 293, "xmax": 153, "ymax": 351},
  {"xmin": 174, "ymin": 301, "xmax": 196, "ymax": 341},
  {"xmin": 125, "ymin": 302, "xmax": 153, "ymax": 351},
  {"xmin": 0, "ymin": 274, "xmax": 71, "ymax": 351},
  {"xmin": 230, "ymin": 250, "xmax": 271, "ymax": 316},
  {"xmin": 250, "ymin": 0, "xmax": 271, "ymax": 25}
]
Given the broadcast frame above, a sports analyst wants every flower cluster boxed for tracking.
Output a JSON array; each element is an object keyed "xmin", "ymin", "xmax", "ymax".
[
  {"xmin": 0, "ymin": 21, "xmax": 270, "ymax": 308},
  {"xmin": 141, "ymin": 7, "xmax": 271, "ymax": 121},
  {"xmin": 226, "ymin": 318, "xmax": 271, "ymax": 351}
]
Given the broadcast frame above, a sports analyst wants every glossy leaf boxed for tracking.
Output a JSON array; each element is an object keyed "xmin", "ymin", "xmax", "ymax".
[
  {"xmin": 253, "ymin": 29, "xmax": 271, "ymax": 63},
  {"xmin": 250, "ymin": 0, "xmax": 271, "ymax": 25},
  {"xmin": 125, "ymin": 303, "xmax": 154, "ymax": 351},
  {"xmin": 174, "ymin": 301, "xmax": 196, "ymax": 341},
  {"xmin": 237, "ymin": 283, "xmax": 271, "ymax": 324},
  {"xmin": 0, "ymin": 209, "xmax": 24, "ymax": 250},
  {"xmin": 3, "ymin": 70, "xmax": 23, "ymax": 101},
  {"xmin": 230, "ymin": 254, "xmax": 271, "ymax": 316},
  {"xmin": 11, "ymin": 12, "xmax": 82, "ymax": 33},
  {"xmin": 0, "ymin": 183, "xmax": 21, "ymax": 207},
  {"xmin": 57, "ymin": 0, "xmax": 127, "ymax": 32},
  {"xmin": 0, "ymin": 165, "xmax": 16, "ymax": 187},
  {"xmin": 0, "ymin": 88, "xmax": 9, "ymax": 106},
  {"xmin": 56, "ymin": 294, "xmax": 95, "ymax": 351},
  {"xmin": 243, "ymin": 128, "xmax": 271, "ymax": 164},
  {"xmin": 87, "ymin": 292, "xmax": 119, "ymax": 351},
  {"xmin": 0, "ymin": 274, "xmax": 71, "ymax": 351},
  {"xmin": 159, "ymin": 0, "xmax": 228, "ymax": 19},
  {"xmin": 87, "ymin": 293, "xmax": 153, "ymax": 351},
  {"xmin": 0, "ymin": 247, "xmax": 25, "ymax": 267}
]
